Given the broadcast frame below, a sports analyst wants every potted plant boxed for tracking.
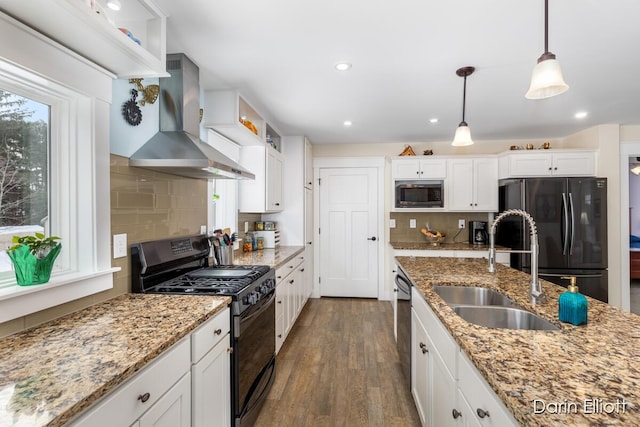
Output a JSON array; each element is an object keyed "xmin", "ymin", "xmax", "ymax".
[{"xmin": 7, "ymin": 232, "xmax": 61, "ymax": 285}]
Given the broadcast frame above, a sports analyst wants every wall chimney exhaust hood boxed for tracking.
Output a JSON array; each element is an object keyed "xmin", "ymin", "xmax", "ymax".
[{"xmin": 129, "ymin": 54, "xmax": 254, "ymax": 180}]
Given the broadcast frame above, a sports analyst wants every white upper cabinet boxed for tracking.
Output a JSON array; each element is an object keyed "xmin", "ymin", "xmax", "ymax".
[
  {"xmin": 238, "ymin": 146, "xmax": 284, "ymax": 213},
  {"xmin": 203, "ymin": 89, "xmax": 284, "ymax": 149},
  {"xmin": 391, "ymin": 157, "xmax": 447, "ymax": 180},
  {"xmin": 498, "ymin": 150, "xmax": 597, "ymax": 178},
  {"xmin": 447, "ymin": 157, "xmax": 498, "ymax": 212},
  {"xmin": 1, "ymin": 0, "xmax": 168, "ymax": 78}
]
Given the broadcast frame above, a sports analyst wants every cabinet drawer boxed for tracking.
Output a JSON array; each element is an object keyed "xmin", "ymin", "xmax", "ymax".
[
  {"xmin": 192, "ymin": 308, "xmax": 230, "ymax": 364},
  {"xmin": 70, "ymin": 337, "xmax": 191, "ymax": 427},
  {"xmin": 275, "ymin": 255, "xmax": 304, "ymax": 282},
  {"xmin": 411, "ymin": 287, "xmax": 457, "ymax": 377},
  {"xmin": 458, "ymin": 350, "xmax": 518, "ymax": 426}
]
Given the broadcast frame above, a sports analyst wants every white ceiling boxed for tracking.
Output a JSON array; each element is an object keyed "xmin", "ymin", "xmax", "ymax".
[{"xmin": 153, "ymin": 0, "xmax": 640, "ymax": 145}]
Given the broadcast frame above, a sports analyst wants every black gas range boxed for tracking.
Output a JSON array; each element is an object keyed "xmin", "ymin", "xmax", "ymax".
[{"xmin": 131, "ymin": 234, "xmax": 276, "ymax": 427}]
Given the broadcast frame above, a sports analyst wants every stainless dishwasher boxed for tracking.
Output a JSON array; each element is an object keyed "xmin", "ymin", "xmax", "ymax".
[{"xmin": 395, "ymin": 263, "xmax": 412, "ymax": 387}]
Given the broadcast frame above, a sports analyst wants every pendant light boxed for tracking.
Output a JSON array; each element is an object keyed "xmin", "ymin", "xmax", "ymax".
[
  {"xmin": 452, "ymin": 66, "xmax": 475, "ymax": 147},
  {"xmin": 525, "ymin": 0, "xmax": 568, "ymax": 99}
]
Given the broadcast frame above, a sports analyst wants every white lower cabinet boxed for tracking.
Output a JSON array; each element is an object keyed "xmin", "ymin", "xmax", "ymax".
[
  {"xmin": 411, "ymin": 288, "xmax": 517, "ymax": 427},
  {"xmin": 191, "ymin": 308, "xmax": 231, "ymax": 427},
  {"xmin": 275, "ymin": 252, "xmax": 309, "ymax": 354},
  {"xmin": 70, "ymin": 308, "xmax": 231, "ymax": 427},
  {"xmin": 69, "ymin": 338, "xmax": 192, "ymax": 427}
]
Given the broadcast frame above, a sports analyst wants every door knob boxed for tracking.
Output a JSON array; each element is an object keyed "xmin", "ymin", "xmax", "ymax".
[{"xmin": 367, "ymin": 236, "xmax": 377, "ymax": 241}]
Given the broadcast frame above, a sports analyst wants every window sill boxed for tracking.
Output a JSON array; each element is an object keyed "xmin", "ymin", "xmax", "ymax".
[{"xmin": 0, "ymin": 268, "xmax": 120, "ymax": 323}]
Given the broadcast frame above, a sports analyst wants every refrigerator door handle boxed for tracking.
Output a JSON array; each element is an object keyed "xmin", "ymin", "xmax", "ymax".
[
  {"xmin": 569, "ymin": 192, "xmax": 575, "ymax": 256},
  {"xmin": 561, "ymin": 193, "xmax": 570, "ymax": 255}
]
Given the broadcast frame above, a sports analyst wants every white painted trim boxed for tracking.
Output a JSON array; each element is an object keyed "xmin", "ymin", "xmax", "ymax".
[
  {"xmin": 312, "ymin": 156, "xmax": 387, "ymax": 301},
  {"xmin": 619, "ymin": 142, "xmax": 640, "ymax": 312},
  {"xmin": 0, "ymin": 268, "xmax": 119, "ymax": 323}
]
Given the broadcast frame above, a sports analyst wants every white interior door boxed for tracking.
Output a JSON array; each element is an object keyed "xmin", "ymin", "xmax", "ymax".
[{"xmin": 319, "ymin": 167, "xmax": 378, "ymax": 298}]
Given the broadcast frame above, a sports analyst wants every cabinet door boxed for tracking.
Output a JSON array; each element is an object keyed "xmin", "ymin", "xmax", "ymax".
[
  {"xmin": 138, "ymin": 373, "xmax": 191, "ymax": 427},
  {"xmin": 411, "ymin": 309, "xmax": 431, "ymax": 426},
  {"xmin": 508, "ymin": 154, "xmax": 552, "ymax": 177},
  {"xmin": 419, "ymin": 159, "xmax": 447, "ymax": 179},
  {"xmin": 192, "ymin": 337, "xmax": 231, "ymax": 427},
  {"xmin": 448, "ymin": 158, "xmax": 474, "ymax": 211},
  {"xmin": 473, "ymin": 158, "xmax": 498, "ymax": 211},
  {"xmin": 276, "ymin": 281, "xmax": 290, "ymax": 345},
  {"xmin": 432, "ymin": 345, "xmax": 457, "ymax": 427},
  {"xmin": 266, "ymin": 150, "xmax": 284, "ymax": 211},
  {"xmin": 392, "ymin": 158, "xmax": 421, "ymax": 179},
  {"xmin": 455, "ymin": 389, "xmax": 482, "ymax": 427},
  {"xmin": 304, "ymin": 137, "xmax": 313, "ymax": 189},
  {"xmin": 553, "ymin": 152, "xmax": 596, "ymax": 176}
]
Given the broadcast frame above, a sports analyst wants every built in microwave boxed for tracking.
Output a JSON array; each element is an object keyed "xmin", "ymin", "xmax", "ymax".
[{"xmin": 394, "ymin": 180, "xmax": 444, "ymax": 208}]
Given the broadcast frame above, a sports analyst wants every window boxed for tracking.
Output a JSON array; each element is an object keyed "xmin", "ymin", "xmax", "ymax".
[
  {"xmin": 0, "ymin": 16, "xmax": 117, "ymax": 323},
  {"xmin": 0, "ymin": 89, "xmax": 50, "ymax": 277}
]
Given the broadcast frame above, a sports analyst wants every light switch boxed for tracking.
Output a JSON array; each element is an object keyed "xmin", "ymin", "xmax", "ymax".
[
  {"xmin": 409, "ymin": 219, "xmax": 417, "ymax": 229},
  {"xmin": 113, "ymin": 233, "xmax": 127, "ymax": 259},
  {"xmin": 389, "ymin": 219, "xmax": 396, "ymax": 228}
]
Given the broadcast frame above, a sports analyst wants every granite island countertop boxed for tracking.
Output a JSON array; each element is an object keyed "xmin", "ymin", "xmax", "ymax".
[
  {"xmin": 395, "ymin": 256, "xmax": 640, "ymax": 426},
  {"xmin": 391, "ymin": 241, "xmax": 506, "ymax": 251},
  {"xmin": 0, "ymin": 294, "xmax": 230, "ymax": 427},
  {"xmin": 232, "ymin": 246, "xmax": 305, "ymax": 269}
]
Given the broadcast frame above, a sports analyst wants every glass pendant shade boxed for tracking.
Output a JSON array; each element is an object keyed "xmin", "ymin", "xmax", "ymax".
[
  {"xmin": 452, "ymin": 123, "xmax": 473, "ymax": 147},
  {"xmin": 525, "ymin": 55, "xmax": 569, "ymax": 99}
]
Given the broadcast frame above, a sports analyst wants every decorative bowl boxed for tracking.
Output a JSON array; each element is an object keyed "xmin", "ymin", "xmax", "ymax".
[{"xmin": 423, "ymin": 235, "xmax": 445, "ymax": 246}]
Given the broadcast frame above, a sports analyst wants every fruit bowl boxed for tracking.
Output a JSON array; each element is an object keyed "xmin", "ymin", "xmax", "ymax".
[
  {"xmin": 423, "ymin": 235, "xmax": 445, "ymax": 246},
  {"xmin": 420, "ymin": 227, "xmax": 445, "ymax": 246}
]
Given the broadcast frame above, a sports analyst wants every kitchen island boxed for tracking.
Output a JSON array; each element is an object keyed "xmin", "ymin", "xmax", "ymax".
[
  {"xmin": 0, "ymin": 294, "xmax": 230, "ymax": 427},
  {"xmin": 396, "ymin": 256, "xmax": 640, "ymax": 426}
]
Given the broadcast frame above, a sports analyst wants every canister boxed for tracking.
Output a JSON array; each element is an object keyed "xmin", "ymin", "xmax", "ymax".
[{"xmin": 255, "ymin": 221, "xmax": 264, "ymax": 231}]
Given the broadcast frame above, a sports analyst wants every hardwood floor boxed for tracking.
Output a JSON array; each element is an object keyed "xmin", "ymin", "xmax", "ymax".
[{"xmin": 255, "ymin": 298, "xmax": 421, "ymax": 427}]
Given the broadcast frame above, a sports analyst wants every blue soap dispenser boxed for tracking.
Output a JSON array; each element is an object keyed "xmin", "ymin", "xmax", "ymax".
[{"xmin": 558, "ymin": 276, "xmax": 587, "ymax": 325}]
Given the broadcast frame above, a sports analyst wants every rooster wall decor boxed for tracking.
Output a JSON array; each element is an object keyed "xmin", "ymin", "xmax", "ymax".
[{"xmin": 128, "ymin": 78, "xmax": 159, "ymax": 106}]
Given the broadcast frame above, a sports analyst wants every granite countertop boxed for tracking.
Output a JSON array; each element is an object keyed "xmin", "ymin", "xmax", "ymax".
[
  {"xmin": 0, "ymin": 294, "xmax": 230, "ymax": 427},
  {"xmin": 232, "ymin": 246, "xmax": 305, "ymax": 269},
  {"xmin": 391, "ymin": 241, "xmax": 506, "ymax": 251},
  {"xmin": 395, "ymin": 256, "xmax": 640, "ymax": 426}
]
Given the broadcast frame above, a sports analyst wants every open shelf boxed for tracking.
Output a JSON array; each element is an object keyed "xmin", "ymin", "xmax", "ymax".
[{"xmin": 0, "ymin": 0, "xmax": 168, "ymax": 78}]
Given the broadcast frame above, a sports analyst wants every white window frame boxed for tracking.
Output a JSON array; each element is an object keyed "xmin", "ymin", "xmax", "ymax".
[{"xmin": 0, "ymin": 13, "xmax": 118, "ymax": 323}]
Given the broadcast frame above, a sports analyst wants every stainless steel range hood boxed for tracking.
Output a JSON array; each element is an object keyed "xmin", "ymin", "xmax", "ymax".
[{"xmin": 129, "ymin": 54, "xmax": 254, "ymax": 180}]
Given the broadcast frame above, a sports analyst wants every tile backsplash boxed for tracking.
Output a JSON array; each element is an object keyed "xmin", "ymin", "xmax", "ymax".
[
  {"xmin": 390, "ymin": 212, "xmax": 492, "ymax": 243},
  {"xmin": 0, "ymin": 154, "xmax": 208, "ymax": 337}
]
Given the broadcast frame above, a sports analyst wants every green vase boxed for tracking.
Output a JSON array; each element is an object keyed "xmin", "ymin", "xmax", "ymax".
[{"xmin": 8, "ymin": 243, "xmax": 62, "ymax": 286}]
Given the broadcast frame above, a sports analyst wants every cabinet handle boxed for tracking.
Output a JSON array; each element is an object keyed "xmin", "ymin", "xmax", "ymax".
[
  {"xmin": 277, "ymin": 275, "xmax": 282, "ymax": 279},
  {"xmin": 278, "ymin": 300, "xmax": 282, "ymax": 304},
  {"xmin": 554, "ymin": 167, "xmax": 558, "ymax": 170},
  {"xmin": 213, "ymin": 328, "xmax": 222, "ymax": 335},
  {"xmin": 278, "ymin": 334, "xmax": 282, "ymax": 338},
  {"xmin": 548, "ymin": 167, "xmax": 552, "ymax": 170},
  {"xmin": 393, "ymin": 288, "xmax": 398, "ymax": 293},
  {"xmin": 452, "ymin": 409, "xmax": 462, "ymax": 419},
  {"xmin": 476, "ymin": 408, "xmax": 490, "ymax": 418},
  {"xmin": 307, "ymin": 241, "xmax": 312, "ymax": 245},
  {"xmin": 289, "ymin": 279, "xmax": 295, "ymax": 284},
  {"xmin": 227, "ymin": 347, "xmax": 233, "ymax": 353},
  {"xmin": 300, "ymin": 268, "xmax": 305, "ymax": 272},
  {"xmin": 419, "ymin": 342, "xmax": 428, "ymax": 354},
  {"xmin": 275, "ymin": 203, "xmax": 280, "ymax": 206},
  {"xmin": 416, "ymin": 171, "xmax": 420, "ymax": 175},
  {"xmin": 138, "ymin": 392, "xmax": 151, "ymax": 403},
  {"xmin": 469, "ymin": 203, "xmax": 473, "ymax": 206}
]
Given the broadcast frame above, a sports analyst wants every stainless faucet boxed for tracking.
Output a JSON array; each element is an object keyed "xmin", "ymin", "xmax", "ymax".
[{"xmin": 488, "ymin": 209, "xmax": 546, "ymax": 304}]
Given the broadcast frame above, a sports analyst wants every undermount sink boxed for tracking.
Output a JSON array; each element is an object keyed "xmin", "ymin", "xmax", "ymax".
[
  {"xmin": 433, "ymin": 286, "xmax": 516, "ymax": 307},
  {"xmin": 452, "ymin": 305, "xmax": 560, "ymax": 331}
]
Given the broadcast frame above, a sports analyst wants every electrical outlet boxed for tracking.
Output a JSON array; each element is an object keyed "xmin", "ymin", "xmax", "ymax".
[
  {"xmin": 389, "ymin": 219, "xmax": 396, "ymax": 229},
  {"xmin": 200, "ymin": 225, "xmax": 207, "ymax": 234},
  {"xmin": 113, "ymin": 233, "xmax": 127, "ymax": 259},
  {"xmin": 244, "ymin": 221, "xmax": 249, "ymax": 233},
  {"xmin": 409, "ymin": 219, "xmax": 417, "ymax": 229},
  {"xmin": 458, "ymin": 219, "xmax": 466, "ymax": 229}
]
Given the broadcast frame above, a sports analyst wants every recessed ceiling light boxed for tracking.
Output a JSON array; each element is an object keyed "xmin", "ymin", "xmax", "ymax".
[
  {"xmin": 343, "ymin": 120, "xmax": 352, "ymax": 127},
  {"xmin": 429, "ymin": 118, "xmax": 439, "ymax": 124},
  {"xmin": 574, "ymin": 111, "xmax": 588, "ymax": 119},
  {"xmin": 335, "ymin": 62, "xmax": 352, "ymax": 71},
  {"xmin": 107, "ymin": 0, "xmax": 122, "ymax": 11}
]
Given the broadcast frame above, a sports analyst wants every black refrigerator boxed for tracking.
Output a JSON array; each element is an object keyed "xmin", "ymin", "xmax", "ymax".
[{"xmin": 496, "ymin": 177, "xmax": 608, "ymax": 302}]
